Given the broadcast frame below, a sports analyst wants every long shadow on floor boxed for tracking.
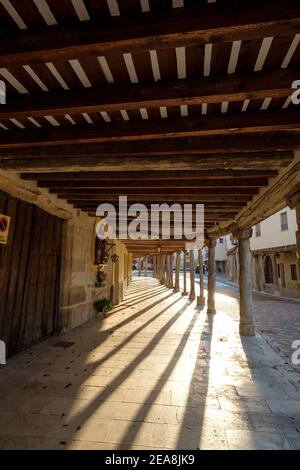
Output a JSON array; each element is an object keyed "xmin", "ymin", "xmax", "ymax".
[
  {"xmin": 116, "ymin": 305, "xmax": 205, "ymax": 449},
  {"xmin": 175, "ymin": 313, "xmax": 215, "ymax": 449},
  {"xmin": 60, "ymin": 295, "xmax": 192, "ymax": 442}
]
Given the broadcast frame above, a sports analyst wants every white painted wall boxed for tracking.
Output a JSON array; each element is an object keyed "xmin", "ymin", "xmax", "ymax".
[
  {"xmin": 202, "ymin": 235, "xmax": 235, "ymax": 262},
  {"xmin": 250, "ymin": 207, "xmax": 298, "ymax": 250},
  {"xmin": 215, "ymin": 235, "xmax": 235, "ymax": 260}
]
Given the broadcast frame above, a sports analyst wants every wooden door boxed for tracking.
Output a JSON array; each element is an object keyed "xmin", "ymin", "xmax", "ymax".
[{"xmin": 0, "ymin": 191, "xmax": 63, "ymax": 356}]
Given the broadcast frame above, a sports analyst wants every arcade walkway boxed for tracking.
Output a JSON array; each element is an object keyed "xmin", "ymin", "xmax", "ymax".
[{"xmin": 0, "ymin": 278, "xmax": 299, "ymax": 450}]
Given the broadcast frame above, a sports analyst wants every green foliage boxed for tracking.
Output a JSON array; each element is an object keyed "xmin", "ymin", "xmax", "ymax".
[{"xmin": 94, "ymin": 298, "xmax": 113, "ymax": 313}]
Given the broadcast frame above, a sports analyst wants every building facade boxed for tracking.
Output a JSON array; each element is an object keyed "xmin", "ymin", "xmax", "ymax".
[{"xmin": 226, "ymin": 207, "xmax": 299, "ymax": 296}]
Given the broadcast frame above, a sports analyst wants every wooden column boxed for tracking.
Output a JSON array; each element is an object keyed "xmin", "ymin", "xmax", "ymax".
[
  {"xmin": 257, "ymin": 254, "xmax": 265, "ymax": 291},
  {"xmin": 288, "ymin": 192, "xmax": 300, "ymax": 295},
  {"xmin": 174, "ymin": 251, "xmax": 180, "ymax": 293},
  {"xmin": 167, "ymin": 254, "xmax": 171, "ymax": 288},
  {"xmin": 207, "ymin": 238, "xmax": 217, "ymax": 314},
  {"xmin": 189, "ymin": 250, "xmax": 196, "ymax": 301},
  {"xmin": 144, "ymin": 256, "xmax": 147, "ymax": 278},
  {"xmin": 138, "ymin": 257, "xmax": 141, "ymax": 277},
  {"xmin": 235, "ymin": 229, "xmax": 255, "ymax": 336},
  {"xmin": 197, "ymin": 249, "xmax": 205, "ymax": 306},
  {"xmin": 156, "ymin": 255, "xmax": 159, "ymax": 279},
  {"xmin": 182, "ymin": 250, "xmax": 188, "ymax": 296},
  {"xmin": 271, "ymin": 254, "xmax": 280, "ymax": 294},
  {"xmin": 169, "ymin": 254, "xmax": 174, "ymax": 289},
  {"xmin": 160, "ymin": 254, "xmax": 165, "ymax": 284},
  {"xmin": 296, "ymin": 202, "xmax": 300, "ymax": 295}
]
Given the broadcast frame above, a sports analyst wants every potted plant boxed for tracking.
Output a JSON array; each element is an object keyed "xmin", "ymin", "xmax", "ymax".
[{"xmin": 94, "ymin": 298, "xmax": 113, "ymax": 314}]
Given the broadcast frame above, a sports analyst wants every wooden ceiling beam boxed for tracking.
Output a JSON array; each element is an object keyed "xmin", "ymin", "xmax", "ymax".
[
  {"xmin": 1, "ymin": 110, "xmax": 299, "ymax": 149},
  {"xmin": 0, "ymin": 1, "xmax": 299, "ymax": 66},
  {"xmin": 1, "ymin": 68, "xmax": 297, "ymax": 124},
  {"xmin": 59, "ymin": 195, "xmax": 252, "ymax": 202},
  {"xmin": 21, "ymin": 169, "xmax": 278, "ymax": 181},
  {"xmin": 0, "ymin": 136, "xmax": 299, "ymax": 166},
  {"xmin": 41, "ymin": 178, "xmax": 268, "ymax": 189}
]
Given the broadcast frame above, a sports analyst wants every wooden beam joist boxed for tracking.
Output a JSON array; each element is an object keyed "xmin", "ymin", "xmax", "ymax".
[
  {"xmin": 1, "ymin": 69, "xmax": 297, "ymax": 126},
  {"xmin": 1, "ymin": 1, "xmax": 299, "ymax": 66},
  {"xmin": 12, "ymin": 154, "xmax": 293, "ymax": 174},
  {"xmin": 58, "ymin": 194, "xmax": 253, "ymax": 202},
  {"xmin": 1, "ymin": 110, "xmax": 300, "ymax": 149},
  {"xmin": 0, "ymin": 136, "xmax": 299, "ymax": 166},
  {"xmin": 41, "ymin": 178, "xmax": 268, "ymax": 189},
  {"xmin": 21, "ymin": 169, "xmax": 278, "ymax": 181}
]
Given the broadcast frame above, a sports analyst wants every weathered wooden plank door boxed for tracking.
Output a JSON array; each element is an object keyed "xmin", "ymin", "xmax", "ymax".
[{"xmin": 0, "ymin": 191, "xmax": 63, "ymax": 356}]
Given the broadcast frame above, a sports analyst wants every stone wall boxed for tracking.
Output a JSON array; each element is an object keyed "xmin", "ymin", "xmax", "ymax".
[
  {"xmin": 0, "ymin": 172, "xmax": 133, "ymax": 336},
  {"xmin": 277, "ymin": 251, "xmax": 299, "ymax": 292},
  {"xmin": 58, "ymin": 212, "xmax": 111, "ymax": 332}
]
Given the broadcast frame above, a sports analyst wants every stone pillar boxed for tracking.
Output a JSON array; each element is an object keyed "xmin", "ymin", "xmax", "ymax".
[
  {"xmin": 236, "ymin": 229, "xmax": 255, "ymax": 337},
  {"xmin": 138, "ymin": 257, "xmax": 141, "ymax": 277},
  {"xmin": 271, "ymin": 254, "xmax": 280, "ymax": 294},
  {"xmin": 144, "ymin": 256, "xmax": 147, "ymax": 278},
  {"xmin": 174, "ymin": 251, "xmax": 180, "ymax": 292},
  {"xmin": 257, "ymin": 254, "xmax": 265, "ymax": 291},
  {"xmin": 207, "ymin": 238, "xmax": 217, "ymax": 314},
  {"xmin": 197, "ymin": 249, "xmax": 205, "ymax": 306},
  {"xmin": 182, "ymin": 250, "xmax": 188, "ymax": 295},
  {"xmin": 189, "ymin": 250, "xmax": 196, "ymax": 301}
]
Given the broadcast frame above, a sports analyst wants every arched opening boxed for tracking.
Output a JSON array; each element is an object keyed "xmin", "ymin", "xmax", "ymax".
[{"xmin": 264, "ymin": 255, "xmax": 274, "ymax": 284}]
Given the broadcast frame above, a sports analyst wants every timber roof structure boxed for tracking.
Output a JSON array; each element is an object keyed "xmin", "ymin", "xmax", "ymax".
[{"xmin": 0, "ymin": 0, "xmax": 300, "ymax": 254}]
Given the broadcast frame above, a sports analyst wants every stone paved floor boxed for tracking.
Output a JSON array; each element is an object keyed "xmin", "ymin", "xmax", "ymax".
[{"xmin": 0, "ymin": 277, "xmax": 300, "ymax": 450}]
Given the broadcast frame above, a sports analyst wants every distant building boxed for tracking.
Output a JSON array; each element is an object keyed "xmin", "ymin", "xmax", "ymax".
[
  {"xmin": 226, "ymin": 207, "xmax": 299, "ymax": 296},
  {"xmin": 203, "ymin": 236, "xmax": 235, "ymax": 274}
]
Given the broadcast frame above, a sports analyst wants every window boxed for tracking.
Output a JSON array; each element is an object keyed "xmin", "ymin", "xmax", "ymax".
[
  {"xmin": 291, "ymin": 264, "xmax": 298, "ymax": 281},
  {"xmin": 255, "ymin": 223, "xmax": 261, "ymax": 237},
  {"xmin": 219, "ymin": 238, "xmax": 224, "ymax": 244},
  {"xmin": 280, "ymin": 212, "xmax": 288, "ymax": 231}
]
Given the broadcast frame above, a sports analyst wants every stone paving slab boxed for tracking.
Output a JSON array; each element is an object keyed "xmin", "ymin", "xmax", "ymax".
[{"xmin": 0, "ymin": 277, "xmax": 299, "ymax": 450}]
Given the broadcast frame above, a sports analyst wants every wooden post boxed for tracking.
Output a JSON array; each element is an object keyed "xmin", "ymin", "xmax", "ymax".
[
  {"xmin": 169, "ymin": 254, "xmax": 174, "ymax": 289},
  {"xmin": 174, "ymin": 251, "xmax": 180, "ymax": 293},
  {"xmin": 207, "ymin": 238, "xmax": 217, "ymax": 314},
  {"xmin": 271, "ymin": 254, "xmax": 280, "ymax": 294},
  {"xmin": 235, "ymin": 229, "xmax": 255, "ymax": 336},
  {"xmin": 144, "ymin": 255, "xmax": 147, "ymax": 278},
  {"xmin": 182, "ymin": 250, "xmax": 188, "ymax": 295},
  {"xmin": 197, "ymin": 249, "xmax": 205, "ymax": 306},
  {"xmin": 296, "ymin": 202, "xmax": 300, "ymax": 295},
  {"xmin": 138, "ymin": 257, "xmax": 141, "ymax": 277},
  {"xmin": 189, "ymin": 250, "xmax": 196, "ymax": 301}
]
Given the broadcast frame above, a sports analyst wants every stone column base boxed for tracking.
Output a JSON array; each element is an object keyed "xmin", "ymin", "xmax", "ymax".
[
  {"xmin": 173, "ymin": 287, "xmax": 180, "ymax": 293},
  {"xmin": 181, "ymin": 291, "xmax": 188, "ymax": 296},
  {"xmin": 197, "ymin": 295, "xmax": 205, "ymax": 306},
  {"xmin": 239, "ymin": 323, "xmax": 255, "ymax": 336},
  {"xmin": 189, "ymin": 293, "xmax": 196, "ymax": 301},
  {"xmin": 207, "ymin": 307, "xmax": 216, "ymax": 315}
]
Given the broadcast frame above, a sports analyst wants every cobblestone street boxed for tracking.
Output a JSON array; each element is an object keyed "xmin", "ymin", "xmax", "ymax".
[
  {"xmin": 208, "ymin": 275, "xmax": 300, "ymax": 363},
  {"xmin": 0, "ymin": 278, "xmax": 300, "ymax": 450}
]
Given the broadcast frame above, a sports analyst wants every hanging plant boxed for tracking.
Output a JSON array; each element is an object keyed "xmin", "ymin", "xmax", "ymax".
[
  {"xmin": 95, "ymin": 265, "xmax": 107, "ymax": 287},
  {"xmin": 111, "ymin": 254, "xmax": 119, "ymax": 263}
]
